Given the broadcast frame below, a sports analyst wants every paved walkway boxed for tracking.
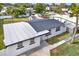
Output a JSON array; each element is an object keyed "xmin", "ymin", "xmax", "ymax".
[{"xmin": 20, "ymin": 34, "xmax": 79, "ymax": 56}]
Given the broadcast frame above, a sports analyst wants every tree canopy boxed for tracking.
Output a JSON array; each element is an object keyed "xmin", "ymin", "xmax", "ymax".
[
  {"xmin": 60, "ymin": 3, "xmax": 67, "ymax": 8},
  {"xmin": 34, "ymin": 3, "xmax": 46, "ymax": 13},
  {"xmin": 54, "ymin": 6, "xmax": 62, "ymax": 14},
  {"xmin": 69, "ymin": 3, "xmax": 79, "ymax": 16},
  {"xmin": 0, "ymin": 3, "xmax": 4, "ymax": 12},
  {"xmin": 6, "ymin": 4, "xmax": 27, "ymax": 18},
  {"xmin": 69, "ymin": 3, "xmax": 79, "ymax": 43}
]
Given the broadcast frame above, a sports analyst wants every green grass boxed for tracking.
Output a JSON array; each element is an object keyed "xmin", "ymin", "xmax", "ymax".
[
  {"xmin": 46, "ymin": 36, "xmax": 60, "ymax": 44},
  {"xmin": 46, "ymin": 32, "xmax": 69, "ymax": 44},
  {"xmin": 3, "ymin": 17, "xmax": 29, "ymax": 24},
  {"xmin": 0, "ymin": 20, "xmax": 5, "ymax": 50},
  {"xmin": 0, "ymin": 17, "xmax": 29, "ymax": 50},
  {"xmin": 50, "ymin": 38, "xmax": 79, "ymax": 56}
]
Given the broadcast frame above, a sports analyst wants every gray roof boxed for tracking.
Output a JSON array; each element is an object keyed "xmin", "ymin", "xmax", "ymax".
[{"xmin": 28, "ymin": 19, "xmax": 64, "ymax": 32}]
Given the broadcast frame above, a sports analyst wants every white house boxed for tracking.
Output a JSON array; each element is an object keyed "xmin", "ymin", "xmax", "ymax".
[
  {"xmin": 0, "ymin": 19, "xmax": 66, "ymax": 56},
  {"xmin": 0, "ymin": 7, "xmax": 7, "ymax": 14},
  {"xmin": 28, "ymin": 19, "xmax": 66, "ymax": 40},
  {"xmin": 62, "ymin": 8, "xmax": 68, "ymax": 14},
  {"xmin": 29, "ymin": 14, "xmax": 44, "ymax": 20},
  {"xmin": 46, "ymin": 6, "xmax": 50, "ymax": 11},
  {"xmin": 50, "ymin": 14, "xmax": 79, "ymax": 34}
]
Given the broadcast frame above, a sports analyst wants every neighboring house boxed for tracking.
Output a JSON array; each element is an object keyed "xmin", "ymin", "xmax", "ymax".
[
  {"xmin": 29, "ymin": 14, "xmax": 37, "ymax": 20},
  {"xmin": 29, "ymin": 14, "xmax": 44, "ymax": 20},
  {"xmin": 62, "ymin": 8, "xmax": 68, "ymax": 14},
  {"xmin": 0, "ymin": 19, "xmax": 66, "ymax": 56},
  {"xmin": 62, "ymin": 8, "xmax": 68, "ymax": 12},
  {"xmin": 26, "ymin": 8, "xmax": 35, "ymax": 16},
  {"xmin": 46, "ymin": 6, "xmax": 50, "ymax": 11},
  {"xmin": 50, "ymin": 14, "xmax": 79, "ymax": 34},
  {"xmin": 34, "ymin": 14, "xmax": 44, "ymax": 19},
  {"xmin": 0, "ymin": 7, "xmax": 7, "ymax": 15},
  {"xmin": 32, "ymin": 14, "xmax": 48, "ymax": 20},
  {"xmin": 1, "ymin": 7, "xmax": 7, "ymax": 12},
  {"xmin": 46, "ymin": 4, "xmax": 56, "ymax": 11}
]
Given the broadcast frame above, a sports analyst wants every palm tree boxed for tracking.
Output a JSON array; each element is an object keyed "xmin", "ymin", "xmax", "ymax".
[{"xmin": 69, "ymin": 3, "xmax": 79, "ymax": 43}]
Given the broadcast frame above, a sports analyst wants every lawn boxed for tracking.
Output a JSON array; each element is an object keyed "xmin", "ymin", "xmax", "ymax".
[
  {"xmin": 50, "ymin": 38, "xmax": 79, "ymax": 56},
  {"xmin": 46, "ymin": 32, "xmax": 69, "ymax": 44},
  {"xmin": 3, "ymin": 17, "xmax": 29, "ymax": 24},
  {"xmin": 0, "ymin": 19, "xmax": 5, "ymax": 50},
  {"xmin": 0, "ymin": 17, "xmax": 29, "ymax": 50}
]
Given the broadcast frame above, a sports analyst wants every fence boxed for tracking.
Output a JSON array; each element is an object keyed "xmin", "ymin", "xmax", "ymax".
[
  {"xmin": 0, "ymin": 15, "xmax": 29, "ymax": 19},
  {"xmin": 0, "ymin": 16, "xmax": 12, "ymax": 19}
]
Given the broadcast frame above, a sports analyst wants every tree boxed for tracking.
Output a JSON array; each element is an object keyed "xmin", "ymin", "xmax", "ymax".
[
  {"xmin": 6, "ymin": 6, "xmax": 20, "ymax": 18},
  {"xmin": 0, "ymin": 3, "xmax": 3, "ymax": 12},
  {"xmin": 69, "ymin": 3, "xmax": 79, "ymax": 43},
  {"xmin": 6, "ymin": 4, "xmax": 26, "ymax": 18},
  {"xmin": 34, "ymin": 3, "xmax": 46, "ymax": 13},
  {"xmin": 14, "ymin": 3, "xmax": 27, "ymax": 8},
  {"xmin": 13, "ymin": 3, "xmax": 27, "ymax": 15},
  {"xmin": 54, "ymin": 6, "xmax": 62, "ymax": 14},
  {"xmin": 60, "ymin": 3, "xmax": 67, "ymax": 8},
  {"xmin": 52, "ymin": 3, "xmax": 56, "ymax": 6}
]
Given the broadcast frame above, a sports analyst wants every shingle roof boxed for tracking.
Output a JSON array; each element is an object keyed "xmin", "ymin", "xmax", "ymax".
[{"xmin": 28, "ymin": 19, "xmax": 64, "ymax": 32}]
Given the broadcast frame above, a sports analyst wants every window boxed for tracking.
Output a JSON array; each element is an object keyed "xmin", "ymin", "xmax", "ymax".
[
  {"xmin": 66, "ymin": 27, "xmax": 69, "ymax": 32},
  {"xmin": 30, "ymin": 38, "xmax": 35, "ymax": 45},
  {"xmin": 17, "ymin": 42, "xmax": 24, "ymax": 49},
  {"xmin": 63, "ymin": 24, "xmax": 65, "ymax": 27},
  {"xmin": 56, "ymin": 27, "xmax": 60, "ymax": 32},
  {"xmin": 46, "ymin": 30, "xmax": 51, "ymax": 36}
]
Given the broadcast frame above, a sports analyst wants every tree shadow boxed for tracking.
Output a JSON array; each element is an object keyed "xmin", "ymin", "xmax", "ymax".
[{"xmin": 72, "ymin": 42, "xmax": 79, "ymax": 44}]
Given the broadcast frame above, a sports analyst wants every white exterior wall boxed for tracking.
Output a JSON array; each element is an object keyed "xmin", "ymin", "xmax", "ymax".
[
  {"xmin": 50, "ymin": 26, "xmax": 66, "ymax": 37},
  {"xmin": 67, "ymin": 28, "xmax": 73, "ymax": 34},
  {"xmin": 42, "ymin": 26, "xmax": 66, "ymax": 40},
  {"xmin": 0, "ymin": 37, "xmax": 41, "ymax": 56},
  {"xmin": 0, "ymin": 26, "xmax": 66, "ymax": 56}
]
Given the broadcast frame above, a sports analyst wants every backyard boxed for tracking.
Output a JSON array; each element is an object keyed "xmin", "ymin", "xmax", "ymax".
[
  {"xmin": 0, "ymin": 19, "xmax": 5, "ymax": 50},
  {"xmin": 46, "ymin": 31, "xmax": 79, "ymax": 56},
  {"xmin": 3, "ymin": 17, "xmax": 29, "ymax": 24},
  {"xmin": 0, "ymin": 17, "xmax": 29, "ymax": 50},
  {"xmin": 50, "ymin": 37, "xmax": 79, "ymax": 56},
  {"xmin": 46, "ymin": 32, "xmax": 69, "ymax": 44}
]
